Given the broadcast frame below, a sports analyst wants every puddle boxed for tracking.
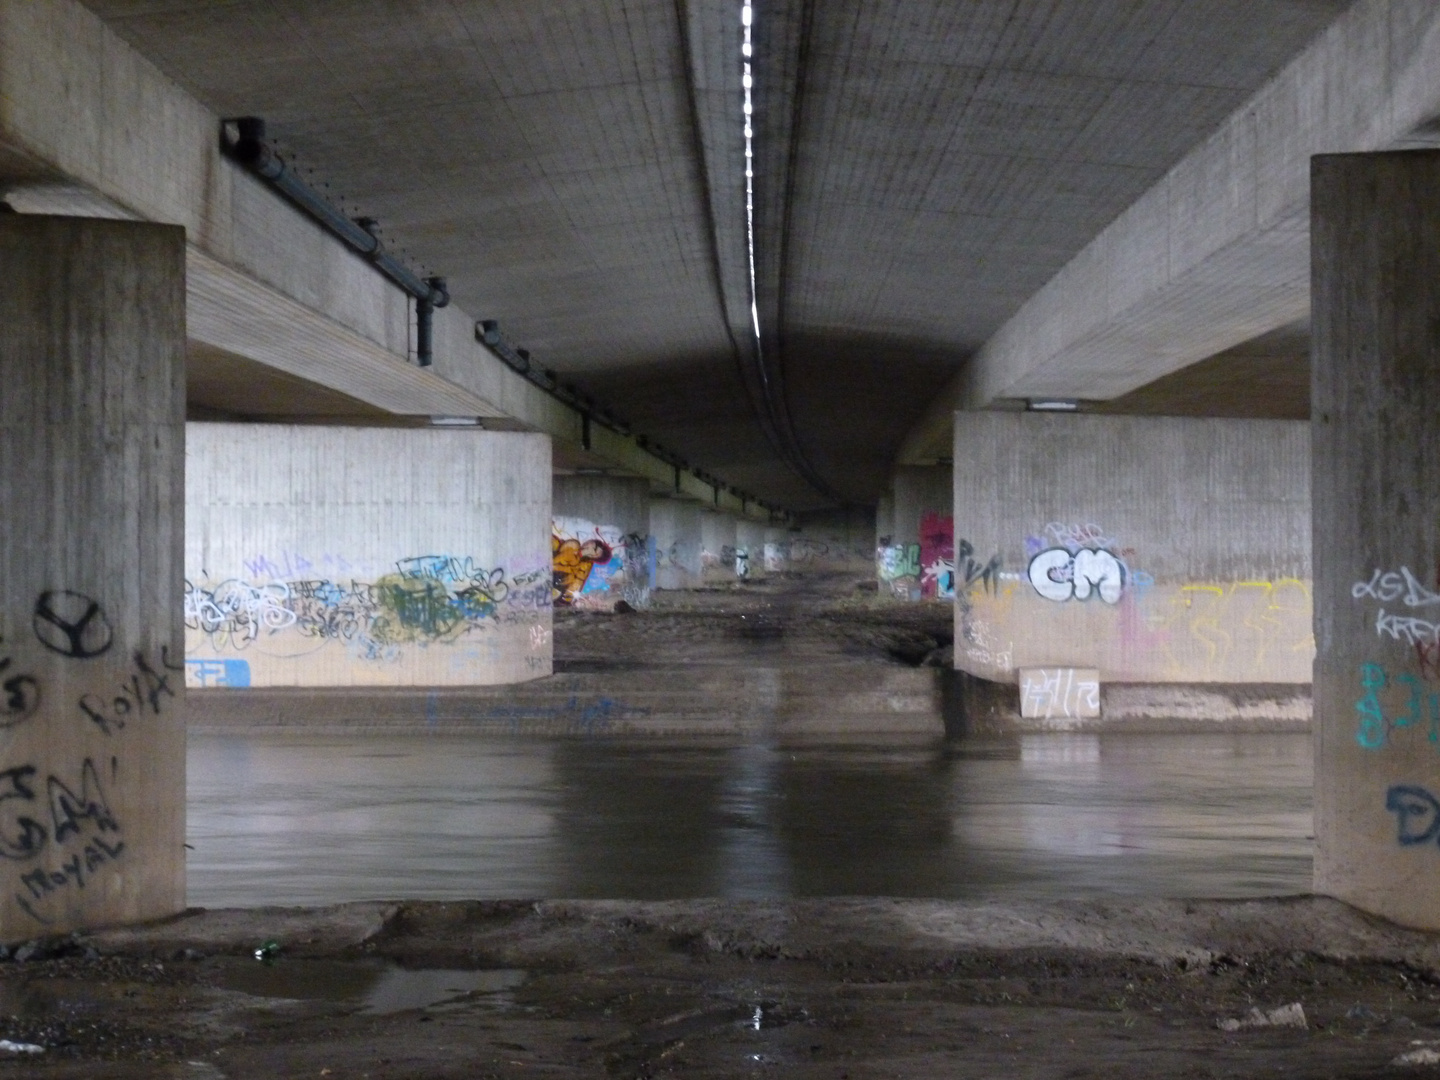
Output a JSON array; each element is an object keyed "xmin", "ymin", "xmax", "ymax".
[{"xmin": 215, "ymin": 959, "xmax": 525, "ymax": 1014}]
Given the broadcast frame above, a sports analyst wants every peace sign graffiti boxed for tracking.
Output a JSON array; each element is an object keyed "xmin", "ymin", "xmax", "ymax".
[{"xmin": 33, "ymin": 591, "xmax": 113, "ymax": 659}]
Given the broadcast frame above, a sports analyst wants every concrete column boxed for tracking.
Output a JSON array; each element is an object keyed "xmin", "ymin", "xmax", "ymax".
[
  {"xmin": 789, "ymin": 507, "xmax": 875, "ymax": 572},
  {"xmin": 1312, "ymin": 150, "xmax": 1440, "ymax": 928},
  {"xmin": 553, "ymin": 474, "xmax": 652, "ymax": 609},
  {"xmin": 875, "ymin": 494, "xmax": 895, "ymax": 550},
  {"xmin": 878, "ymin": 466, "xmax": 953, "ymax": 601},
  {"xmin": 763, "ymin": 527, "xmax": 791, "ymax": 573},
  {"xmin": 187, "ymin": 425, "xmax": 553, "ymax": 685},
  {"xmin": 735, "ymin": 520, "xmax": 767, "ymax": 581},
  {"xmin": 700, "ymin": 512, "xmax": 738, "ymax": 584},
  {"xmin": 0, "ymin": 217, "xmax": 186, "ymax": 938},
  {"xmin": 650, "ymin": 499, "xmax": 704, "ymax": 590}
]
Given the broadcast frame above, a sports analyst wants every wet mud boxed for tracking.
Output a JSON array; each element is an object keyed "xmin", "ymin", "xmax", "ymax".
[{"xmin": 3, "ymin": 897, "xmax": 1440, "ymax": 1077}]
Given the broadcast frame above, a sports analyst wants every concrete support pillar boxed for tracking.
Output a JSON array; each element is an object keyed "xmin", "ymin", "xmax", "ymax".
[
  {"xmin": 187, "ymin": 426, "xmax": 553, "ymax": 684},
  {"xmin": 649, "ymin": 499, "xmax": 703, "ymax": 590},
  {"xmin": 878, "ymin": 466, "xmax": 953, "ymax": 601},
  {"xmin": 735, "ymin": 521, "xmax": 767, "ymax": 581},
  {"xmin": 553, "ymin": 475, "xmax": 652, "ymax": 610},
  {"xmin": 1312, "ymin": 150, "xmax": 1440, "ymax": 928},
  {"xmin": 700, "ymin": 512, "xmax": 738, "ymax": 584},
  {"xmin": 875, "ymin": 494, "xmax": 895, "ymax": 550},
  {"xmin": 763, "ymin": 527, "xmax": 791, "ymax": 573},
  {"xmin": 0, "ymin": 217, "xmax": 186, "ymax": 938}
]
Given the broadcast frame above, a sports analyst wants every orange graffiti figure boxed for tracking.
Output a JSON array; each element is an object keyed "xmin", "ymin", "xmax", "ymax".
[{"xmin": 552, "ymin": 532, "xmax": 613, "ymax": 606}]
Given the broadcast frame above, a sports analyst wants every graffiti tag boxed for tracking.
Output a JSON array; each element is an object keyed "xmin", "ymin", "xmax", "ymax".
[{"xmin": 1028, "ymin": 548, "xmax": 1125, "ymax": 604}]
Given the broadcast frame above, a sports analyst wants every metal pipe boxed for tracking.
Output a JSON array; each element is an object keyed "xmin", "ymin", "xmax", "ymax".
[{"xmin": 221, "ymin": 117, "xmax": 449, "ymax": 364}]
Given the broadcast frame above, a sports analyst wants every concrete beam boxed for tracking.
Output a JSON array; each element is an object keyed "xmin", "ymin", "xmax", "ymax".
[
  {"xmin": 901, "ymin": 0, "xmax": 1440, "ymax": 462},
  {"xmin": 0, "ymin": 0, "xmax": 777, "ymax": 522}
]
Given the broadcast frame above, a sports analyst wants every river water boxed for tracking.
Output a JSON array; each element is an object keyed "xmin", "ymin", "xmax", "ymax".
[{"xmin": 186, "ymin": 732, "xmax": 1313, "ymax": 906}]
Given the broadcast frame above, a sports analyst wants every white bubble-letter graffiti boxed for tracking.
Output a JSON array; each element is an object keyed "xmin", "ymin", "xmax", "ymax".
[
  {"xmin": 1028, "ymin": 547, "xmax": 1124, "ymax": 604},
  {"xmin": 1028, "ymin": 548, "xmax": 1073, "ymax": 602}
]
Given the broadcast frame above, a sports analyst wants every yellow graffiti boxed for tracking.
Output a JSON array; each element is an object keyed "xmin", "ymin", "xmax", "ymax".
[
  {"xmin": 552, "ymin": 531, "xmax": 612, "ymax": 607},
  {"xmin": 1163, "ymin": 579, "xmax": 1313, "ymax": 677}
]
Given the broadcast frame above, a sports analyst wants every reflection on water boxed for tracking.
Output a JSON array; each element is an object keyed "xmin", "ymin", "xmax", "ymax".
[
  {"xmin": 187, "ymin": 733, "xmax": 1312, "ymax": 907},
  {"xmin": 215, "ymin": 959, "xmax": 525, "ymax": 1014}
]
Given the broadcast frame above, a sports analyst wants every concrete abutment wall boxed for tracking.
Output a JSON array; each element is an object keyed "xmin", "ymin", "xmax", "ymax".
[
  {"xmin": 186, "ymin": 424, "xmax": 553, "ymax": 686},
  {"xmin": 953, "ymin": 413, "xmax": 1313, "ymax": 692}
]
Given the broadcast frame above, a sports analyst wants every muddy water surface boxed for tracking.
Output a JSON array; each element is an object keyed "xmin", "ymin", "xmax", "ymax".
[{"xmin": 187, "ymin": 732, "xmax": 1311, "ymax": 906}]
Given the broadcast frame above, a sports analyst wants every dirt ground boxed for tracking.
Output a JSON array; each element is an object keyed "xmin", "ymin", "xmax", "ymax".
[
  {"xmin": 554, "ymin": 572, "xmax": 958, "ymax": 671},
  {"xmin": 3, "ymin": 896, "xmax": 1440, "ymax": 1077}
]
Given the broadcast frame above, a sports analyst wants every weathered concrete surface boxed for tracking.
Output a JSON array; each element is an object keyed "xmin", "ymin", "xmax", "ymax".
[
  {"xmin": 1312, "ymin": 150, "xmax": 1440, "ymax": 930},
  {"xmin": 185, "ymin": 424, "xmax": 552, "ymax": 687},
  {"xmin": 735, "ymin": 521, "xmax": 768, "ymax": 581},
  {"xmin": 185, "ymin": 666, "xmax": 944, "ymax": 740},
  {"xmin": 953, "ymin": 413, "xmax": 1312, "ymax": 684},
  {"xmin": 0, "ymin": 217, "xmax": 185, "ymax": 937},
  {"xmin": 0, "ymin": 0, "xmax": 777, "ymax": 520},
  {"xmin": 9, "ymin": 895, "xmax": 1440, "ymax": 1076},
  {"xmin": 903, "ymin": 0, "xmax": 1440, "ymax": 463},
  {"xmin": 785, "ymin": 507, "xmax": 874, "ymax": 574},
  {"xmin": 699, "ymin": 511, "xmax": 738, "ymax": 584},
  {"xmin": 651, "ymin": 499, "xmax": 704, "ymax": 590}
]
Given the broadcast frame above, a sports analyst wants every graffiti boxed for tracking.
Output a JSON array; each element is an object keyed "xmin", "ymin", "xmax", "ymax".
[
  {"xmin": 1386, "ymin": 785, "xmax": 1440, "ymax": 846},
  {"xmin": 552, "ymin": 518, "xmax": 650, "ymax": 608},
  {"xmin": 1353, "ymin": 567, "xmax": 1440, "ymax": 607},
  {"xmin": 1020, "ymin": 668, "xmax": 1100, "ymax": 720},
  {"xmin": 954, "ymin": 540, "xmax": 1001, "ymax": 596},
  {"xmin": 919, "ymin": 511, "xmax": 954, "ymax": 600},
  {"xmin": 763, "ymin": 542, "xmax": 786, "ymax": 572},
  {"xmin": 1374, "ymin": 610, "xmax": 1440, "ymax": 648},
  {"xmin": 552, "ymin": 533, "xmax": 612, "ymax": 607},
  {"xmin": 530, "ymin": 624, "xmax": 552, "ymax": 650},
  {"xmin": 184, "ymin": 579, "xmax": 297, "ymax": 647},
  {"xmin": 185, "ymin": 658, "xmax": 251, "ymax": 688},
  {"xmin": 620, "ymin": 533, "xmax": 654, "ymax": 607},
  {"xmin": 187, "ymin": 556, "xmax": 527, "ymax": 664},
  {"xmin": 1035, "ymin": 522, "xmax": 1115, "ymax": 554},
  {"xmin": 0, "ymin": 634, "xmax": 39, "ymax": 728},
  {"xmin": 1142, "ymin": 580, "xmax": 1312, "ymax": 677},
  {"xmin": 1, "ymin": 758, "xmax": 124, "ymax": 924},
  {"xmin": 243, "ymin": 550, "xmax": 364, "ymax": 581},
  {"xmin": 787, "ymin": 539, "xmax": 830, "ymax": 564},
  {"xmin": 33, "ymin": 591, "xmax": 113, "ymax": 659},
  {"xmin": 463, "ymin": 695, "xmax": 650, "ymax": 736},
  {"xmin": 77, "ymin": 648, "xmax": 182, "ymax": 736},
  {"xmin": 1029, "ymin": 547, "xmax": 1125, "ymax": 604},
  {"xmin": 736, "ymin": 548, "xmax": 751, "ymax": 579},
  {"xmin": 877, "ymin": 543, "xmax": 922, "ymax": 599},
  {"xmin": 1354, "ymin": 661, "xmax": 1440, "ymax": 750},
  {"xmin": 1351, "ymin": 565, "xmax": 1440, "ymax": 674},
  {"xmin": 702, "ymin": 543, "xmax": 740, "ymax": 571}
]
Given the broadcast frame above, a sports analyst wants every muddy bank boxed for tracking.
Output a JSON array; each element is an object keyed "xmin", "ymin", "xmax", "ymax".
[{"xmin": 3, "ymin": 896, "xmax": 1439, "ymax": 1077}]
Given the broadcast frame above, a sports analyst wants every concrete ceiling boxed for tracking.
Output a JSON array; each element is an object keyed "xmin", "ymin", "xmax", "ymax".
[{"xmin": 88, "ymin": 0, "xmax": 1348, "ymax": 509}]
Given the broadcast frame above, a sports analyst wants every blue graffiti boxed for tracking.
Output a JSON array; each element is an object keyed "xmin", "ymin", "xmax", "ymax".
[
  {"xmin": 453, "ymin": 695, "xmax": 649, "ymax": 737},
  {"xmin": 1386, "ymin": 785, "xmax": 1440, "ymax": 846},
  {"xmin": 186, "ymin": 658, "xmax": 251, "ymax": 688}
]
